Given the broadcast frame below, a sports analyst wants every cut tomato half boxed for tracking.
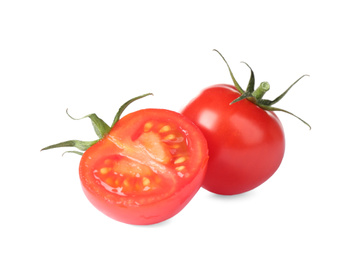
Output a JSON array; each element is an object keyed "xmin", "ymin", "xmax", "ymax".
[{"xmin": 79, "ymin": 109, "xmax": 208, "ymax": 224}]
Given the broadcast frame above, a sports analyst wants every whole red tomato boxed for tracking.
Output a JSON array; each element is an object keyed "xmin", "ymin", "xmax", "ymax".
[
  {"xmin": 182, "ymin": 50, "xmax": 310, "ymax": 195},
  {"xmin": 42, "ymin": 94, "xmax": 208, "ymax": 225},
  {"xmin": 182, "ymin": 85, "xmax": 285, "ymax": 195}
]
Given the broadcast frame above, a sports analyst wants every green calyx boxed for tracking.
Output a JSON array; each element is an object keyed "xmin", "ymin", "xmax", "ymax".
[
  {"xmin": 41, "ymin": 93, "xmax": 153, "ymax": 155},
  {"xmin": 214, "ymin": 49, "xmax": 311, "ymax": 129}
]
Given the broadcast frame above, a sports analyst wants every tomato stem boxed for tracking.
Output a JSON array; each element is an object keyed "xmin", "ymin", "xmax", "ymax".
[{"xmin": 252, "ymin": 82, "xmax": 270, "ymax": 100}]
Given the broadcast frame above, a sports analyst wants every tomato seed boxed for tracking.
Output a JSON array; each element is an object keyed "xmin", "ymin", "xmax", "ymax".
[
  {"xmin": 174, "ymin": 157, "xmax": 186, "ymax": 164},
  {"xmin": 164, "ymin": 134, "xmax": 176, "ymax": 140},
  {"xmin": 144, "ymin": 122, "xmax": 153, "ymax": 132},
  {"xmin": 175, "ymin": 166, "xmax": 185, "ymax": 171},
  {"xmin": 142, "ymin": 177, "xmax": 150, "ymax": 186},
  {"xmin": 159, "ymin": 125, "xmax": 171, "ymax": 133},
  {"xmin": 100, "ymin": 167, "xmax": 112, "ymax": 174}
]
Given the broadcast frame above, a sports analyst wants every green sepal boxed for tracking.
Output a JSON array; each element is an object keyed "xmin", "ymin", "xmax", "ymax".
[
  {"xmin": 111, "ymin": 93, "xmax": 153, "ymax": 128},
  {"xmin": 62, "ymin": 151, "xmax": 84, "ymax": 156},
  {"xmin": 267, "ymin": 75, "xmax": 309, "ymax": 106},
  {"xmin": 213, "ymin": 49, "xmax": 245, "ymax": 94},
  {"xmin": 66, "ymin": 109, "xmax": 110, "ymax": 139},
  {"xmin": 41, "ymin": 140, "xmax": 99, "ymax": 152},
  {"xmin": 257, "ymin": 98, "xmax": 272, "ymax": 106},
  {"xmin": 241, "ymin": 62, "xmax": 255, "ymax": 93},
  {"xmin": 258, "ymin": 104, "xmax": 311, "ymax": 130},
  {"xmin": 215, "ymin": 49, "xmax": 311, "ymax": 129},
  {"xmin": 230, "ymin": 92, "xmax": 253, "ymax": 105},
  {"xmin": 41, "ymin": 93, "xmax": 153, "ymax": 155}
]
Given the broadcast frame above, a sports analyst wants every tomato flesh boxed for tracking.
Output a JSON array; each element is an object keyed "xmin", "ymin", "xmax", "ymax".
[
  {"xmin": 182, "ymin": 85, "xmax": 285, "ymax": 195},
  {"xmin": 79, "ymin": 109, "xmax": 208, "ymax": 224}
]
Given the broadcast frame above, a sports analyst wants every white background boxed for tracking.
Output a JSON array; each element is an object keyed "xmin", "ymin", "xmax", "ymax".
[{"xmin": 1, "ymin": 1, "xmax": 359, "ymax": 259}]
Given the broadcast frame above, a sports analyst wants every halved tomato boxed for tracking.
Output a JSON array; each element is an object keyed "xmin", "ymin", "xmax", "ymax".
[
  {"xmin": 80, "ymin": 109, "xmax": 208, "ymax": 224},
  {"xmin": 42, "ymin": 95, "xmax": 208, "ymax": 225}
]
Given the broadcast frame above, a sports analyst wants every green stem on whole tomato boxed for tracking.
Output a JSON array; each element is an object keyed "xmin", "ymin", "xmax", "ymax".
[
  {"xmin": 213, "ymin": 49, "xmax": 311, "ymax": 129},
  {"xmin": 252, "ymin": 82, "xmax": 270, "ymax": 100}
]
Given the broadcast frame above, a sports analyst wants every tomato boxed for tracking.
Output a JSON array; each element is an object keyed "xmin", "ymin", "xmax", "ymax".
[
  {"xmin": 42, "ymin": 94, "xmax": 208, "ymax": 225},
  {"xmin": 181, "ymin": 50, "xmax": 310, "ymax": 195},
  {"xmin": 80, "ymin": 109, "xmax": 208, "ymax": 224},
  {"xmin": 182, "ymin": 85, "xmax": 285, "ymax": 195}
]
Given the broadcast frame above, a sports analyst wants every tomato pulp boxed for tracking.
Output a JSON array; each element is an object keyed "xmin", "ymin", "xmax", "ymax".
[
  {"xmin": 79, "ymin": 109, "xmax": 208, "ymax": 224},
  {"xmin": 182, "ymin": 85, "xmax": 285, "ymax": 195}
]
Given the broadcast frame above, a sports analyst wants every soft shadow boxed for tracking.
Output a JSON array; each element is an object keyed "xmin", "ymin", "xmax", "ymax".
[
  {"xmin": 206, "ymin": 190, "xmax": 256, "ymax": 201},
  {"xmin": 132, "ymin": 217, "xmax": 173, "ymax": 229}
]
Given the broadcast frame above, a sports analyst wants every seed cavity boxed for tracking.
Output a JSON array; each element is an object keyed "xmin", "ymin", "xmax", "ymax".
[
  {"xmin": 105, "ymin": 178, "xmax": 113, "ymax": 186},
  {"xmin": 155, "ymin": 176, "xmax": 162, "ymax": 184},
  {"xmin": 99, "ymin": 121, "xmax": 190, "ymax": 196}
]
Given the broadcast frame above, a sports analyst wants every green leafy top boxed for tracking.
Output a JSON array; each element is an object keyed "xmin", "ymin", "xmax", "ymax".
[
  {"xmin": 214, "ymin": 49, "xmax": 311, "ymax": 129},
  {"xmin": 41, "ymin": 93, "xmax": 153, "ymax": 155}
]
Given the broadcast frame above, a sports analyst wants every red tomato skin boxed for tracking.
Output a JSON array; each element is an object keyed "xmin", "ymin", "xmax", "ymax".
[
  {"xmin": 79, "ymin": 109, "xmax": 208, "ymax": 225},
  {"xmin": 182, "ymin": 85, "xmax": 285, "ymax": 195}
]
